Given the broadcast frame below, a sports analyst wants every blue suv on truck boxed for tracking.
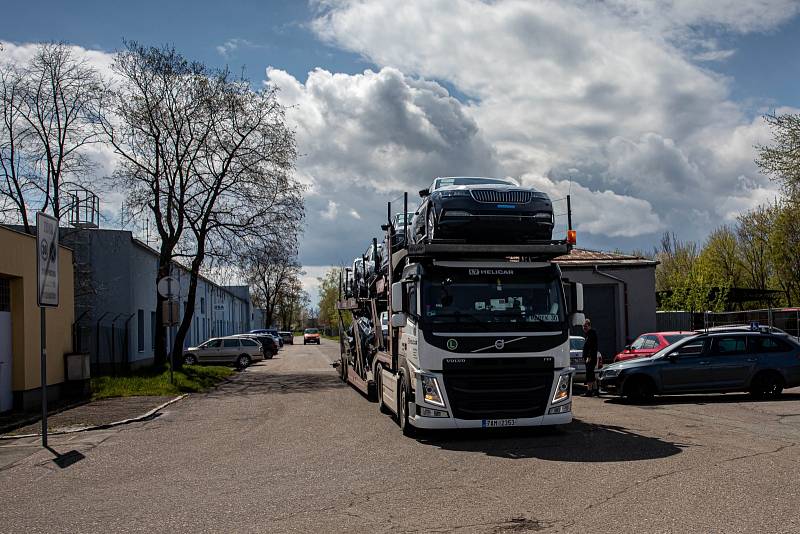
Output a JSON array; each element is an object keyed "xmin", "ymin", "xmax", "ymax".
[{"xmin": 599, "ymin": 326, "xmax": 800, "ymax": 402}]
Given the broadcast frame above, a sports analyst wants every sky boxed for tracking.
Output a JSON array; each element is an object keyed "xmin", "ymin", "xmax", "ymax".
[{"xmin": 3, "ymin": 0, "xmax": 800, "ymax": 304}]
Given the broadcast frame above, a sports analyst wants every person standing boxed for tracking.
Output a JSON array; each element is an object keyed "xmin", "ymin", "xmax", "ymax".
[{"xmin": 582, "ymin": 318, "xmax": 599, "ymax": 397}]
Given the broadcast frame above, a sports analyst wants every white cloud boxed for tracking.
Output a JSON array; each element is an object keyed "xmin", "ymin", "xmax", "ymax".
[
  {"xmin": 349, "ymin": 208, "xmax": 361, "ymax": 219},
  {"xmin": 308, "ymin": 0, "xmax": 795, "ymax": 247},
  {"xmin": 320, "ymin": 200, "xmax": 339, "ymax": 220},
  {"xmin": 215, "ymin": 38, "xmax": 265, "ymax": 58}
]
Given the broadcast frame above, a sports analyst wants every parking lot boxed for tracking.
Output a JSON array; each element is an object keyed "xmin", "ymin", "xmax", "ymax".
[{"xmin": 1, "ymin": 338, "xmax": 799, "ymax": 533}]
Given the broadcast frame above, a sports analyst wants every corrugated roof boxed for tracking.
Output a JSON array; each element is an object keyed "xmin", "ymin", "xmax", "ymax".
[{"xmin": 554, "ymin": 247, "xmax": 658, "ymax": 267}]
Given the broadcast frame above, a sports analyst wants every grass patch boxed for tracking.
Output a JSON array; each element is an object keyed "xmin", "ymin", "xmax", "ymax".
[{"xmin": 91, "ymin": 365, "xmax": 235, "ymax": 400}]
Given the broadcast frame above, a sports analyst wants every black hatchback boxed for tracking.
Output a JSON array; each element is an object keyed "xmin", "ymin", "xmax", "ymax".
[{"xmin": 599, "ymin": 327, "xmax": 800, "ymax": 402}]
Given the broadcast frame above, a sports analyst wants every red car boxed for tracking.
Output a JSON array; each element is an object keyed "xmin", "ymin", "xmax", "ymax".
[{"xmin": 613, "ymin": 331, "xmax": 694, "ymax": 362}]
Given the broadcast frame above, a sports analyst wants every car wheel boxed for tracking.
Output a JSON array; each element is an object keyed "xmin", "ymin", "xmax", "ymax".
[
  {"xmin": 623, "ymin": 375, "xmax": 655, "ymax": 404},
  {"xmin": 237, "ymin": 354, "xmax": 251, "ymax": 369},
  {"xmin": 426, "ymin": 208, "xmax": 435, "ymax": 243},
  {"xmin": 398, "ymin": 373, "xmax": 416, "ymax": 437},
  {"xmin": 184, "ymin": 354, "xmax": 198, "ymax": 365},
  {"xmin": 750, "ymin": 371, "xmax": 784, "ymax": 399}
]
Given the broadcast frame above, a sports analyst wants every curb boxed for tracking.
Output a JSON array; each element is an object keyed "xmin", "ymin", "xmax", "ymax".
[{"xmin": 0, "ymin": 394, "xmax": 188, "ymax": 440}]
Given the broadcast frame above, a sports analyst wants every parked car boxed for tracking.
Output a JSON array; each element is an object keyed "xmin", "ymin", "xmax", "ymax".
[
  {"xmin": 279, "ymin": 331, "xmax": 294, "ymax": 345},
  {"xmin": 250, "ymin": 328, "xmax": 284, "ymax": 348},
  {"xmin": 599, "ymin": 326, "xmax": 800, "ymax": 402},
  {"xmin": 304, "ymin": 328, "xmax": 321, "ymax": 345},
  {"xmin": 239, "ymin": 334, "xmax": 277, "ymax": 359},
  {"xmin": 569, "ymin": 335, "xmax": 603, "ymax": 382},
  {"xmin": 183, "ymin": 336, "xmax": 263, "ymax": 368},
  {"xmin": 410, "ymin": 176, "xmax": 554, "ymax": 244},
  {"xmin": 614, "ymin": 331, "xmax": 693, "ymax": 362}
]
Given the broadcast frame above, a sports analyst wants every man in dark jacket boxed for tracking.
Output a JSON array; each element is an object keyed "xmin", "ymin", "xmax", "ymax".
[{"xmin": 582, "ymin": 318, "xmax": 599, "ymax": 397}]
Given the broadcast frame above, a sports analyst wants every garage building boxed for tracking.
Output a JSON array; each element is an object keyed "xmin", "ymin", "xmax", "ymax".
[{"xmin": 555, "ymin": 249, "xmax": 658, "ymax": 360}]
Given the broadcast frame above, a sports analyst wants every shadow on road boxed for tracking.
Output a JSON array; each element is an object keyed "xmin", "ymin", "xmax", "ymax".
[
  {"xmin": 602, "ymin": 390, "xmax": 800, "ymax": 407},
  {"xmin": 45, "ymin": 446, "xmax": 86, "ymax": 469},
  {"xmin": 204, "ymin": 372, "xmax": 345, "ymax": 398},
  {"xmin": 417, "ymin": 419, "xmax": 685, "ymax": 462}
]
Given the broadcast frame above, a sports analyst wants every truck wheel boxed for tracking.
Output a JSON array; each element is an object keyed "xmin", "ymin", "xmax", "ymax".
[
  {"xmin": 340, "ymin": 355, "xmax": 348, "ymax": 382},
  {"xmin": 398, "ymin": 373, "xmax": 416, "ymax": 437}
]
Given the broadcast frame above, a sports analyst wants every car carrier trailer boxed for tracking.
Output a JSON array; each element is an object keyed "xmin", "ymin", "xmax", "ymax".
[{"xmin": 336, "ymin": 194, "xmax": 585, "ymax": 436}]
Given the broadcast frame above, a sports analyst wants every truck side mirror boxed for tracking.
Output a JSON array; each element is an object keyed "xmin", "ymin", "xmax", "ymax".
[
  {"xmin": 391, "ymin": 282, "xmax": 405, "ymax": 313},
  {"xmin": 571, "ymin": 312, "xmax": 585, "ymax": 327},
  {"xmin": 390, "ymin": 312, "xmax": 408, "ymax": 328}
]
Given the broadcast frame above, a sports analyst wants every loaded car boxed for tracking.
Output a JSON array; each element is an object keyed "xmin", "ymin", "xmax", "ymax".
[
  {"xmin": 303, "ymin": 328, "xmax": 321, "ymax": 345},
  {"xmin": 410, "ymin": 176, "xmax": 554, "ymax": 244},
  {"xmin": 569, "ymin": 335, "xmax": 603, "ymax": 382},
  {"xmin": 389, "ymin": 212, "xmax": 415, "ymax": 252},
  {"xmin": 614, "ymin": 331, "xmax": 693, "ymax": 362},
  {"xmin": 183, "ymin": 336, "xmax": 263, "ymax": 368},
  {"xmin": 599, "ymin": 326, "xmax": 800, "ymax": 402}
]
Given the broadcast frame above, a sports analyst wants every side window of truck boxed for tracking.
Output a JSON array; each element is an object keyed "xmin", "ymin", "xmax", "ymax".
[{"xmin": 407, "ymin": 284, "xmax": 418, "ymax": 317}]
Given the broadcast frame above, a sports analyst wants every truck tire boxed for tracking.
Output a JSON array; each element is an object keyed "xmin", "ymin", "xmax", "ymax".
[{"xmin": 398, "ymin": 373, "xmax": 416, "ymax": 437}]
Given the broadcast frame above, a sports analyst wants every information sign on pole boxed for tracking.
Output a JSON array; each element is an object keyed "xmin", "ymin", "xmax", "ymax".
[
  {"xmin": 36, "ymin": 212, "xmax": 59, "ymax": 449},
  {"xmin": 36, "ymin": 212, "xmax": 59, "ymax": 307}
]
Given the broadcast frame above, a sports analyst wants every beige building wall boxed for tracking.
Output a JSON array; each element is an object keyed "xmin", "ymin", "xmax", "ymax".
[{"xmin": 0, "ymin": 226, "xmax": 74, "ymax": 395}]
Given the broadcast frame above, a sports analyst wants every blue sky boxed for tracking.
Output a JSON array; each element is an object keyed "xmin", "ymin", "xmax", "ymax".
[{"xmin": 3, "ymin": 0, "xmax": 800, "ymax": 301}]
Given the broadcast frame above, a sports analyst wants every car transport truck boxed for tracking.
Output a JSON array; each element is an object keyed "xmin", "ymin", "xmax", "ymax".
[{"xmin": 336, "ymin": 188, "xmax": 585, "ymax": 436}]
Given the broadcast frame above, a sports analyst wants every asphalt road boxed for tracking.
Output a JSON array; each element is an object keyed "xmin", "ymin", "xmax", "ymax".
[{"xmin": 1, "ymin": 338, "xmax": 799, "ymax": 533}]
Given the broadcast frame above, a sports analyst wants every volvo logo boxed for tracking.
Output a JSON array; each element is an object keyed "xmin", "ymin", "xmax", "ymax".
[{"xmin": 494, "ymin": 339, "xmax": 505, "ymax": 350}]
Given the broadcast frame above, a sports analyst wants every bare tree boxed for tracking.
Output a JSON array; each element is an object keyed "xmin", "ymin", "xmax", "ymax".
[
  {"xmin": 104, "ymin": 42, "xmax": 221, "ymax": 367},
  {"xmin": 1, "ymin": 43, "xmax": 106, "ymax": 229},
  {"xmin": 172, "ymin": 78, "xmax": 303, "ymax": 361},
  {"xmin": 245, "ymin": 244, "xmax": 305, "ymax": 329}
]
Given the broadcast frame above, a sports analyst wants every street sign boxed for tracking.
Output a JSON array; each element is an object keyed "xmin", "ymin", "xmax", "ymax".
[
  {"xmin": 36, "ymin": 212, "xmax": 59, "ymax": 307},
  {"xmin": 162, "ymin": 300, "xmax": 180, "ymax": 327},
  {"xmin": 157, "ymin": 276, "xmax": 179, "ymax": 299}
]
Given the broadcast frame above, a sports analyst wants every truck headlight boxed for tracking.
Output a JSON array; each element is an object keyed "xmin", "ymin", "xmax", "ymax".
[
  {"xmin": 421, "ymin": 375, "xmax": 445, "ymax": 407},
  {"xmin": 552, "ymin": 373, "xmax": 571, "ymax": 403}
]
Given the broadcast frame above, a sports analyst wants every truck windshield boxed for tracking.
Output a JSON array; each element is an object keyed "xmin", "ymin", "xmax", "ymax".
[{"xmin": 422, "ymin": 269, "xmax": 565, "ymax": 332}]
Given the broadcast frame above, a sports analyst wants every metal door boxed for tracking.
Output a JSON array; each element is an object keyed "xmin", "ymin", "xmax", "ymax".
[
  {"xmin": 582, "ymin": 285, "xmax": 618, "ymax": 361},
  {"xmin": 710, "ymin": 335, "xmax": 754, "ymax": 390},
  {"xmin": 198, "ymin": 339, "xmax": 221, "ymax": 363},
  {"xmin": 0, "ymin": 279, "xmax": 12, "ymax": 412},
  {"xmin": 659, "ymin": 338, "xmax": 713, "ymax": 392}
]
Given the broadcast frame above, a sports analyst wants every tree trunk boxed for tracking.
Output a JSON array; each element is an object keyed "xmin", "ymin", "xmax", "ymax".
[
  {"xmin": 153, "ymin": 241, "xmax": 176, "ymax": 369},
  {"xmin": 172, "ymin": 242, "xmax": 205, "ymax": 370}
]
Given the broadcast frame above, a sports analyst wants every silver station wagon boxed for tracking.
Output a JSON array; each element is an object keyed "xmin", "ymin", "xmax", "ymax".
[{"xmin": 183, "ymin": 336, "xmax": 264, "ymax": 368}]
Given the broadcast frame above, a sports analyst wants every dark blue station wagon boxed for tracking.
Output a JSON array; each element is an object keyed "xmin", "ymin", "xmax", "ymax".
[{"xmin": 599, "ymin": 327, "xmax": 800, "ymax": 402}]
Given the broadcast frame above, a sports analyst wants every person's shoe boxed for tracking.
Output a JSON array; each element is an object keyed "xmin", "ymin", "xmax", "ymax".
[{"xmin": 581, "ymin": 391, "xmax": 593, "ymax": 397}]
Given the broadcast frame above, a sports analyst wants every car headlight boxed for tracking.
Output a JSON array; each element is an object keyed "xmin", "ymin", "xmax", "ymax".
[
  {"xmin": 421, "ymin": 375, "xmax": 445, "ymax": 407},
  {"xmin": 438, "ymin": 190, "xmax": 470, "ymax": 198},
  {"xmin": 602, "ymin": 368, "xmax": 622, "ymax": 378},
  {"xmin": 552, "ymin": 373, "xmax": 572, "ymax": 403}
]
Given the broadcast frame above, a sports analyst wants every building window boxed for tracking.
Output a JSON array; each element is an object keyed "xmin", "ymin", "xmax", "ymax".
[
  {"xmin": 137, "ymin": 309, "xmax": 145, "ymax": 352},
  {"xmin": 0, "ymin": 279, "xmax": 9, "ymax": 312},
  {"xmin": 151, "ymin": 311, "xmax": 156, "ymax": 350}
]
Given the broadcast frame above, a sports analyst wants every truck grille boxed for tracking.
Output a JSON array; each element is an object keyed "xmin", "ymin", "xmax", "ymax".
[
  {"xmin": 470, "ymin": 189, "xmax": 532, "ymax": 204},
  {"xmin": 442, "ymin": 359, "xmax": 553, "ymax": 420}
]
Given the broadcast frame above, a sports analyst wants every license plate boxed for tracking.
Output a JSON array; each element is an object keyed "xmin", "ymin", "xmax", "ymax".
[{"xmin": 482, "ymin": 419, "xmax": 516, "ymax": 428}]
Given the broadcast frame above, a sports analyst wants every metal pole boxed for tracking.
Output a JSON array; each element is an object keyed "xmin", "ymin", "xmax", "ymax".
[
  {"xmin": 567, "ymin": 194, "xmax": 573, "ymax": 230},
  {"xmin": 403, "ymin": 192, "xmax": 408, "ymax": 244},
  {"xmin": 40, "ymin": 307, "xmax": 47, "ymax": 447},
  {"xmin": 169, "ymin": 322, "xmax": 174, "ymax": 385}
]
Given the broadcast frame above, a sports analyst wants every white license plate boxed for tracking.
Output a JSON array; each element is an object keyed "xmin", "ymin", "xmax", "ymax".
[{"xmin": 482, "ymin": 419, "xmax": 516, "ymax": 428}]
